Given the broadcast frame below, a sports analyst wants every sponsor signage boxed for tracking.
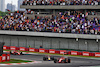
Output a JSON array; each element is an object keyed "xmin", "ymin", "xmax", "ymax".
[
  {"xmin": 95, "ymin": 53, "xmax": 100, "ymax": 57},
  {"xmin": 29, "ymin": 48, "xmax": 35, "ymax": 52},
  {"xmin": 39, "ymin": 48, "xmax": 45, "ymax": 53},
  {"xmin": 83, "ymin": 52, "xmax": 89, "ymax": 56},
  {"xmin": 3, "ymin": 46, "xmax": 7, "ymax": 50},
  {"xmin": 71, "ymin": 51, "xmax": 77, "ymax": 55},
  {"xmin": 49, "ymin": 49, "xmax": 55, "ymax": 54},
  {"xmin": 10, "ymin": 46, "xmax": 16, "ymax": 50},
  {"xmin": 20, "ymin": 47, "xmax": 25, "ymax": 51},
  {"xmin": 6, "ymin": 54, "xmax": 10, "ymax": 61},
  {"xmin": 60, "ymin": 50, "xmax": 67, "ymax": 54},
  {"xmin": 2, "ymin": 54, "xmax": 6, "ymax": 62}
]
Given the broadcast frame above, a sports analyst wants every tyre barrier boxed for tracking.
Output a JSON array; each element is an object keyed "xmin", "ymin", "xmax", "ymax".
[
  {"xmin": 3, "ymin": 46, "xmax": 100, "ymax": 57},
  {"xmin": 0, "ymin": 54, "xmax": 10, "ymax": 62}
]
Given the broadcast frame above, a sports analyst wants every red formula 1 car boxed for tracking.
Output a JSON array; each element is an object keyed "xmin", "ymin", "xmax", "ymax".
[
  {"xmin": 10, "ymin": 51, "xmax": 23, "ymax": 55},
  {"xmin": 43, "ymin": 55, "xmax": 55, "ymax": 61},
  {"xmin": 54, "ymin": 57, "xmax": 71, "ymax": 63}
]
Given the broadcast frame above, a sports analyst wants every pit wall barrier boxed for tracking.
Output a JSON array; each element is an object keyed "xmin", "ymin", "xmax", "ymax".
[
  {"xmin": 3, "ymin": 46, "xmax": 100, "ymax": 57},
  {"xmin": 0, "ymin": 54, "xmax": 10, "ymax": 62}
]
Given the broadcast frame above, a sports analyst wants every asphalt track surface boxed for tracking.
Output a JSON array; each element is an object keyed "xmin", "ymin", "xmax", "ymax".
[{"xmin": 1, "ymin": 54, "xmax": 100, "ymax": 67}]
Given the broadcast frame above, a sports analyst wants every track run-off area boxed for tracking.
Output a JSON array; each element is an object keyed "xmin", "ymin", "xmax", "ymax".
[{"xmin": 1, "ymin": 53, "xmax": 100, "ymax": 67}]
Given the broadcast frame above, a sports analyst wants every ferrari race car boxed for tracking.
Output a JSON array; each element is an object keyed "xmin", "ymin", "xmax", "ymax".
[
  {"xmin": 43, "ymin": 55, "xmax": 55, "ymax": 61},
  {"xmin": 10, "ymin": 51, "xmax": 23, "ymax": 55},
  {"xmin": 54, "ymin": 57, "xmax": 71, "ymax": 63}
]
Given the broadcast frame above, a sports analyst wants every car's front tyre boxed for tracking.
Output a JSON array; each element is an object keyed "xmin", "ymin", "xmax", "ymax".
[
  {"xmin": 43, "ymin": 57, "xmax": 46, "ymax": 61},
  {"xmin": 54, "ymin": 59, "xmax": 57, "ymax": 63}
]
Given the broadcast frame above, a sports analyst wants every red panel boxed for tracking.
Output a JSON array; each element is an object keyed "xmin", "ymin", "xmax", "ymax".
[
  {"xmin": 10, "ymin": 46, "xmax": 16, "ymax": 50},
  {"xmin": 89, "ymin": 53, "xmax": 95, "ymax": 56},
  {"xmin": 29, "ymin": 48, "xmax": 35, "ymax": 52},
  {"xmin": 6, "ymin": 54, "xmax": 10, "ymax": 61},
  {"xmin": 2, "ymin": 54, "xmax": 6, "ymax": 62},
  {"xmin": 35, "ymin": 49, "xmax": 39, "ymax": 52},
  {"xmin": 67, "ymin": 51, "xmax": 71, "ymax": 55},
  {"xmin": 39, "ymin": 48, "xmax": 45, "ymax": 53},
  {"xmin": 83, "ymin": 52, "xmax": 89, "ymax": 56},
  {"xmin": 95, "ymin": 52, "xmax": 100, "ymax": 57},
  {"xmin": 71, "ymin": 51, "xmax": 78, "ymax": 55},
  {"xmin": 49, "ymin": 49, "xmax": 55, "ymax": 54},
  {"xmin": 16, "ymin": 47, "xmax": 20, "ymax": 50},
  {"xmin": 92, "ymin": 53, "xmax": 95, "ymax": 56},
  {"xmin": 3, "ymin": 46, "xmax": 7, "ymax": 50},
  {"xmin": 55, "ymin": 50, "xmax": 60, "ymax": 54},
  {"xmin": 0, "ymin": 56, "xmax": 2, "ymax": 62},
  {"xmin": 77, "ymin": 52, "xmax": 82, "ymax": 55},
  {"xmin": 20, "ymin": 47, "xmax": 25, "ymax": 51},
  {"xmin": 25, "ymin": 48, "xmax": 29, "ymax": 51},
  {"xmin": 7, "ymin": 46, "xmax": 10, "ymax": 50},
  {"xmin": 60, "ymin": 50, "xmax": 67, "ymax": 54},
  {"xmin": 45, "ymin": 49, "xmax": 49, "ymax": 53}
]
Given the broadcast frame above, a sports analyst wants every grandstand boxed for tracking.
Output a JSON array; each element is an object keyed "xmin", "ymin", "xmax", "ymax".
[{"xmin": 20, "ymin": 0, "xmax": 100, "ymax": 19}]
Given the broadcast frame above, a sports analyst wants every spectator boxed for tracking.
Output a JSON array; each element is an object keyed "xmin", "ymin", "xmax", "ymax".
[
  {"xmin": 0, "ymin": 10, "xmax": 100, "ymax": 35},
  {"xmin": 22, "ymin": 0, "xmax": 100, "ymax": 6}
]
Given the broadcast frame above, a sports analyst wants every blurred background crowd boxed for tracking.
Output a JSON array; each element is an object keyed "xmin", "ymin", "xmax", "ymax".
[
  {"xmin": 22, "ymin": 0, "xmax": 100, "ymax": 5},
  {"xmin": 0, "ymin": 10, "xmax": 100, "ymax": 35},
  {"xmin": 0, "ymin": 0, "xmax": 100, "ymax": 35}
]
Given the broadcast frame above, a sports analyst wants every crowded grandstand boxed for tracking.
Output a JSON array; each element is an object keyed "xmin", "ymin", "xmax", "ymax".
[
  {"xmin": 22, "ymin": 0, "xmax": 100, "ymax": 5},
  {"xmin": 0, "ymin": 1, "xmax": 100, "ymax": 35}
]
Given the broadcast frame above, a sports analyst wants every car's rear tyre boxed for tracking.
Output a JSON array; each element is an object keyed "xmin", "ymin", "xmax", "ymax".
[
  {"xmin": 43, "ymin": 57, "xmax": 46, "ymax": 61},
  {"xmin": 54, "ymin": 59, "xmax": 57, "ymax": 63},
  {"xmin": 68, "ymin": 59, "xmax": 71, "ymax": 63}
]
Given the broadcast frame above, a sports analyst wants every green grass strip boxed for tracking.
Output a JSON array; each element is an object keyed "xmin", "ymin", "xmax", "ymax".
[{"xmin": 0, "ymin": 59, "xmax": 32, "ymax": 64}]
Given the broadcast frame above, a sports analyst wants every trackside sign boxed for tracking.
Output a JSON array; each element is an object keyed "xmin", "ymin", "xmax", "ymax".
[
  {"xmin": 83, "ymin": 52, "xmax": 89, "ymax": 56},
  {"xmin": 10, "ymin": 46, "xmax": 16, "ymax": 50},
  {"xmin": 29, "ymin": 48, "xmax": 35, "ymax": 52},
  {"xmin": 71, "ymin": 51, "xmax": 77, "ymax": 55},
  {"xmin": 95, "ymin": 53, "xmax": 100, "ymax": 57},
  {"xmin": 39, "ymin": 48, "xmax": 45, "ymax": 53},
  {"xmin": 3, "ymin": 46, "xmax": 7, "ymax": 50},
  {"xmin": 20, "ymin": 47, "xmax": 25, "ymax": 51},
  {"xmin": 60, "ymin": 50, "xmax": 67, "ymax": 54},
  {"xmin": 49, "ymin": 49, "xmax": 55, "ymax": 54}
]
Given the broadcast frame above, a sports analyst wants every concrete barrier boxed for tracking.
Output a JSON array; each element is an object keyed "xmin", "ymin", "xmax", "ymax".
[{"xmin": 20, "ymin": 5, "xmax": 100, "ymax": 9}]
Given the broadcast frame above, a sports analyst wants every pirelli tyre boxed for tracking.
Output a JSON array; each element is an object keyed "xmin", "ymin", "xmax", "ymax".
[
  {"xmin": 54, "ymin": 59, "xmax": 57, "ymax": 63},
  {"xmin": 68, "ymin": 58, "xmax": 71, "ymax": 63},
  {"xmin": 43, "ymin": 57, "xmax": 46, "ymax": 61}
]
